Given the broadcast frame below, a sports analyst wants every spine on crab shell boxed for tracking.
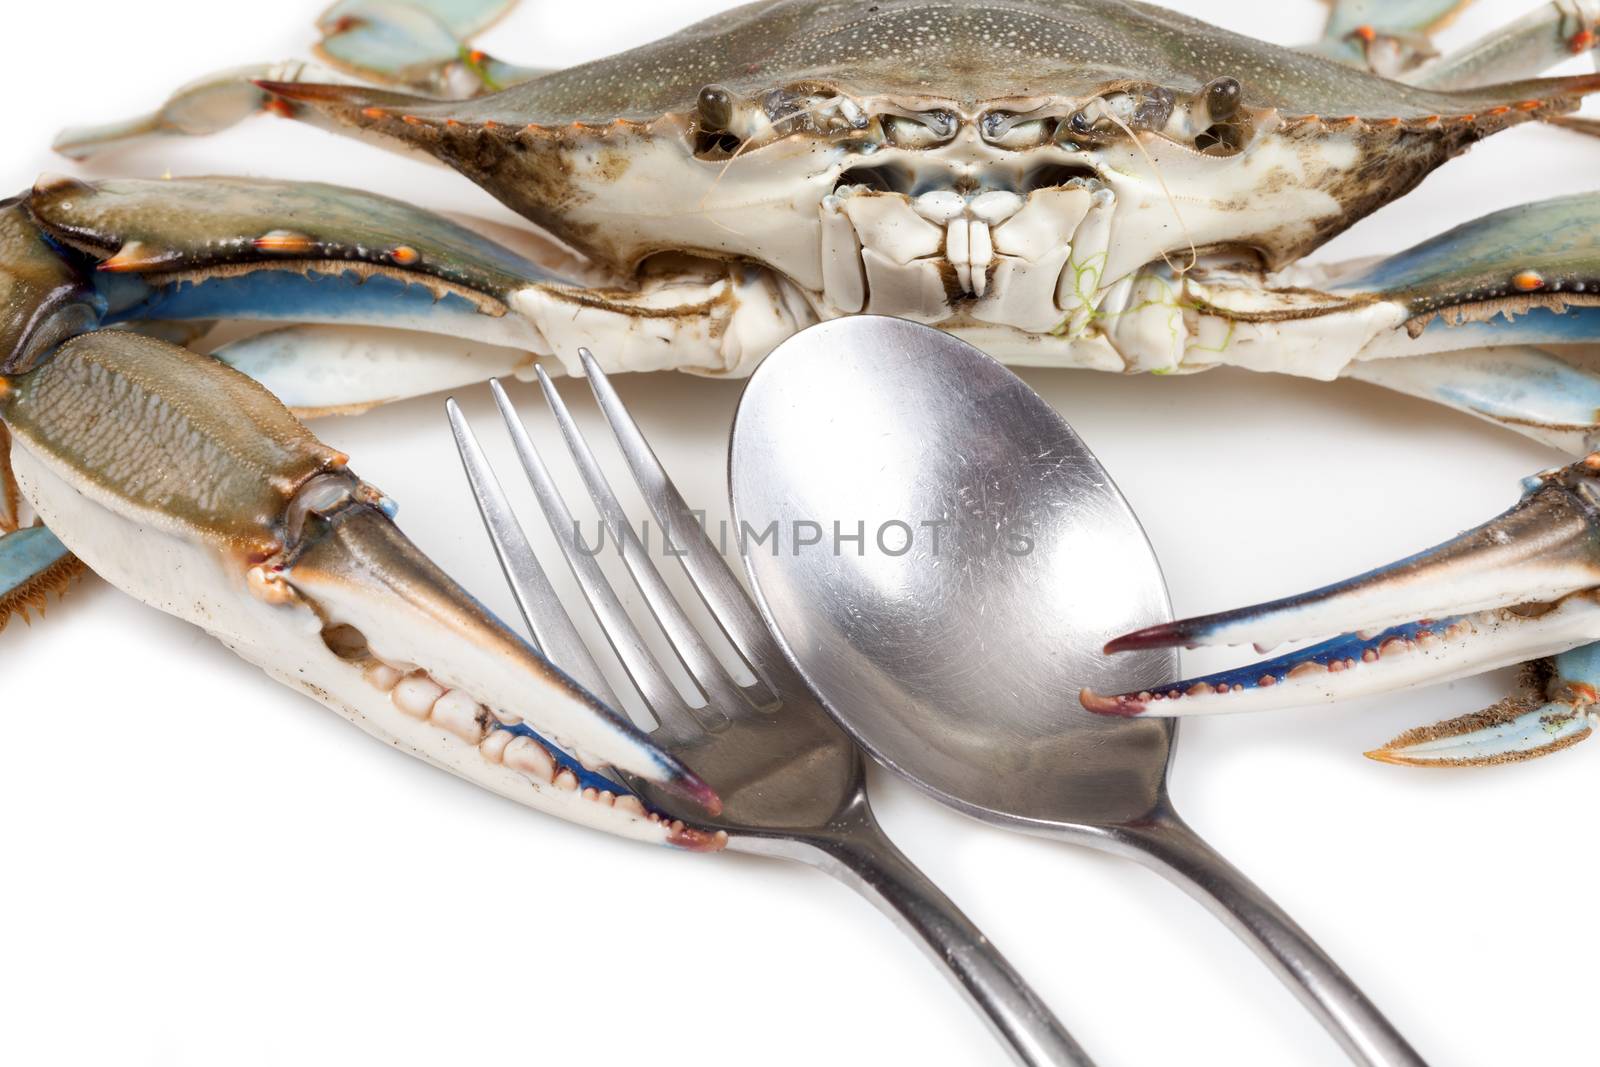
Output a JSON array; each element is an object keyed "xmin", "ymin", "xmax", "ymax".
[
  {"xmin": 1266, "ymin": 69, "xmax": 1600, "ymax": 135},
  {"xmin": 1414, "ymin": 70, "xmax": 1600, "ymax": 117}
]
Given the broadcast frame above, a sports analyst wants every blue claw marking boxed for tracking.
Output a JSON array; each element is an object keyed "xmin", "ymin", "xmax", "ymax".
[
  {"xmin": 1084, "ymin": 618, "xmax": 1468, "ymax": 717},
  {"xmin": 1333, "ymin": 194, "xmax": 1600, "ymax": 445},
  {"xmin": 104, "ymin": 268, "xmax": 499, "ymax": 333},
  {"xmin": 1105, "ymin": 466, "xmax": 1600, "ymax": 656},
  {"xmin": 493, "ymin": 721, "xmax": 630, "ymax": 795},
  {"xmin": 1340, "ymin": 194, "xmax": 1600, "ymax": 307},
  {"xmin": 1411, "ymin": 304, "xmax": 1600, "ymax": 348}
]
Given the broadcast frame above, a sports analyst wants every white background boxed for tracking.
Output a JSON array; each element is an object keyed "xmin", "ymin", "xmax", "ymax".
[{"xmin": 2, "ymin": 2, "xmax": 1596, "ymax": 1065}]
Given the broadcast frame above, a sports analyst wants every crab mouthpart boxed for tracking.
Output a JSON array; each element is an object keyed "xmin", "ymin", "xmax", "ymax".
[{"xmin": 821, "ymin": 162, "xmax": 1107, "ymax": 326}]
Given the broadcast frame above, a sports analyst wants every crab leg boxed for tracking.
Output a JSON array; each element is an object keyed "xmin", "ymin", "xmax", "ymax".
[
  {"xmin": 1, "ymin": 184, "xmax": 722, "ymax": 837},
  {"xmin": 51, "ymin": 61, "xmax": 394, "ymax": 163},
  {"xmin": 1158, "ymin": 192, "xmax": 1600, "ymax": 448},
  {"xmin": 20, "ymin": 174, "xmax": 802, "ymax": 411},
  {"xmin": 1311, "ymin": 0, "xmax": 1599, "ymax": 82},
  {"xmin": 55, "ymin": 0, "xmax": 537, "ymax": 160},
  {"xmin": 0, "ymin": 325, "xmax": 720, "ymax": 842},
  {"xmin": 1344, "ymin": 346, "xmax": 1600, "ymax": 455},
  {"xmin": 1414, "ymin": 0, "xmax": 1600, "ymax": 89},
  {"xmin": 1308, "ymin": 0, "xmax": 1470, "ymax": 76},
  {"xmin": 26, "ymin": 172, "xmax": 564, "ymax": 342},
  {"xmin": 315, "ymin": 0, "xmax": 540, "ymax": 92}
]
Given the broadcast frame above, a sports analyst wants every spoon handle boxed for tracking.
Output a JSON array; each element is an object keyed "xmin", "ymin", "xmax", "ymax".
[
  {"xmin": 746, "ymin": 806, "xmax": 1096, "ymax": 1067},
  {"xmin": 1111, "ymin": 808, "xmax": 1427, "ymax": 1067}
]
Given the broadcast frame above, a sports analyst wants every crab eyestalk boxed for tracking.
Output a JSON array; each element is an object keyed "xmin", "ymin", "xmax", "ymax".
[
  {"xmin": 0, "ymin": 328, "xmax": 720, "ymax": 842},
  {"xmin": 1085, "ymin": 457, "xmax": 1600, "ymax": 766}
]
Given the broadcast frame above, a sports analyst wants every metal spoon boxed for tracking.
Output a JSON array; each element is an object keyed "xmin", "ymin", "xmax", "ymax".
[{"xmin": 729, "ymin": 317, "xmax": 1427, "ymax": 1067}]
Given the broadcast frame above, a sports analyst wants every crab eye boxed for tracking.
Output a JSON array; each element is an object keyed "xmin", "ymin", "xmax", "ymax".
[
  {"xmin": 1191, "ymin": 76, "xmax": 1249, "ymax": 155},
  {"xmin": 693, "ymin": 83, "xmax": 744, "ymax": 159},
  {"xmin": 697, "ymin": 84, "xmax": 735, "ymax": 131},
  {"xmin": 1202, "ymin": 77, "xmax": 1242, "ymax": 124},
  {"xmin": 883, "ymin": 110, "xmax": 957, "ymax": 148}
]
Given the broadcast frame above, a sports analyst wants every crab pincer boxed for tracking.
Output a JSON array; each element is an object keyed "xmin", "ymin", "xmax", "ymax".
[
  {"xmin": 1086, "ymin": 455, "xmax": 1600, "ymax": 767},
  {"xmin": 0, "ymin": 327, "xmax": 719, "ymax": 838}
]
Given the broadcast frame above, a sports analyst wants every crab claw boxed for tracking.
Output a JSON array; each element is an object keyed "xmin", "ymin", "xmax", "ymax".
[
  {"xmin": 1, "ymin": 329, "xmax": 719, "ymax": 842},
  {"xmin": 1085, "ymin": 460, "xmax": 1600, "ymax": 760},
  {"xmin": 1082, "ymin": 596, "xmax": 1600, "ymax": 712},
  {"xmin": 1105, "ymin": 473, "xmax": 1600, "ymax": 657}
]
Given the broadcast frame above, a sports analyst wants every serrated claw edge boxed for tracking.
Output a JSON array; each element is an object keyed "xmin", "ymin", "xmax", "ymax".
[
  {"xmin": 1367, "ymin": 697, "xmax": 1593, "ymax": 766},
  {"xmin": 0, "ymin": 546, "xmax": 88, "ymax": 634}
]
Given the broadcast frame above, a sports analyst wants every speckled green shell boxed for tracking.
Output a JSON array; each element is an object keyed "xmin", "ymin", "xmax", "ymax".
[{"xmin": 442, "ymin": 0, "xmax": 1594, "ymax": 124}]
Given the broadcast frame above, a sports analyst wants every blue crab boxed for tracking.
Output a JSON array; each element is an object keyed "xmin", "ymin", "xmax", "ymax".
[{"xmin": 3, "ymin": 0, "xmax": 1600, "ymax": 855}]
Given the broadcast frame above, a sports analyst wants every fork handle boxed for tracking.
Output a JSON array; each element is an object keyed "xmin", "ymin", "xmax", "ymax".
[
  {"xmin": 1103, "ymin": 807, "xmax": 1428, "ymax": 1067},
  {"xmin": 739, "ymin": 811, "xmax": 1097, "ymax": 1067}
]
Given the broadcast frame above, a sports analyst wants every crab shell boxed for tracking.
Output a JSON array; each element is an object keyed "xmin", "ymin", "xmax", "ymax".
[{"xmin": 267, "ymin": 0, "xmax": 1600, "ymax": 350}]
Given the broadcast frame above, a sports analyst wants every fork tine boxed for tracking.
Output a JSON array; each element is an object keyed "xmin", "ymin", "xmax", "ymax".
[
  {"xmin": 488, "ymin": 379, "xmax": 717, "ymax": 734},
  {"xmin": 534, "ymin": 365, "xmax": 755, "ymax": 718},
  {"xmin": 577, "ymin": 348, "xmax": 781, "ymax": 699},
  {"xmin": 444, "ymin": 396, "xmax": 617, "ymax": 707}
]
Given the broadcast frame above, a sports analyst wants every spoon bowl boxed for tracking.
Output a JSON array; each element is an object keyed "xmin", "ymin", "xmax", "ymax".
[
  {"xmin": 730, "ymin": 316, "xmax": 1175, "ymax": 829},
  {"xmin": 731, "ymin": 316, "xmax": 1427, "ymax": 1067}
]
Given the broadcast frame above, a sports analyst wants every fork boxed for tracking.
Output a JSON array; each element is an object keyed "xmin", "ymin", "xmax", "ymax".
[{"xmin": 445, "ymin": 349, "xmax": 1094, "ymax": 1067}]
